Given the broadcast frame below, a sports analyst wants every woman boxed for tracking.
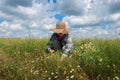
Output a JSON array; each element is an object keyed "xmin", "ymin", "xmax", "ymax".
[{"xmin": 46, "ymin": 22, "xmax": 73, "ymax": 57}]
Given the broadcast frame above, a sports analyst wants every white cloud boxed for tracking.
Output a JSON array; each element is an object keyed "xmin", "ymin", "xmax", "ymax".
[
  {"xmin": 0, "ymin": 0, "xmax": 120, "ymax": 38},
  {"xmin": 64, "ymin": 15, "xmax": 99, "ymax": 26},
  {"xmin": 115, "ymin": 21, "xmax": 120, "ymax": 27},
  {"xmin": 6, "ymin": 32, "xmax": 11, "ymax": 37},
  {"xmin": 0, "ymin": 0, "xmax": 58, "ymax": 38},
  {"xmin": 110, "ymin": 13, "xmax": 120, "ymax": 21},
  {"xmin": 57, "ymin": 0, "xmax": 88, "ymax": 15},
  {"xmin": 59, "ymin": 0, "xmax": 120, "ymax": 38},
  {"xmin": 18, "ymin": 6, "xmax": 36, "ymax": 15},
  {"xmin": 9, "ymin": 24, "xmax": 23, "ymax": 30},
  {"xmin": 96, "ymin": 29, "xmax": 108, "ymax": 35},
  {"xmin": 0, "ymin": 21, "xmax": 9, "ymax": 27}
]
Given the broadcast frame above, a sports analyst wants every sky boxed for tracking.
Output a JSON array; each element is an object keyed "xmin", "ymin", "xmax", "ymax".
[{"xmin": 0, "ymin": 0, "xmax": 120, "ymax": 38}]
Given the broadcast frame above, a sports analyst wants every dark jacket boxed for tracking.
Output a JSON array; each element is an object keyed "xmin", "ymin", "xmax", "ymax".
[{"xmin": 46, "ymin": 33, "xmax": 73, "ymax": 55}]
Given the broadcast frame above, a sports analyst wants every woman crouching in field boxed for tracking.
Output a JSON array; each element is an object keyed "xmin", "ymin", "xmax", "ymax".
[{"xmin": 46, "ymin": 21, "xmax": 73, "ymax": 57}]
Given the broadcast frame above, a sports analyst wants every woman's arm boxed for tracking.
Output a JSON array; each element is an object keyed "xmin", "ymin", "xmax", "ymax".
[
  {"xmin": 46, "ymin": 33, "xmax": 56, "ymax": 51},
  {"xmin": 62, "ymin": 35, "xmax": 74, "ymax": 56}
]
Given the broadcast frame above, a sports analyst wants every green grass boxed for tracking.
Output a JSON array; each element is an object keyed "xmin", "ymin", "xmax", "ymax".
[{"xmin": 0, "ymin": 38, "xmax": 120, "ymax": 80}]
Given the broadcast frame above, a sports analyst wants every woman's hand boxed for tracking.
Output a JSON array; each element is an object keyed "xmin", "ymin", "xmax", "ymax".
[{"xmin": 49, "ymin": 49, "xmax": 55, "ymax": 53}]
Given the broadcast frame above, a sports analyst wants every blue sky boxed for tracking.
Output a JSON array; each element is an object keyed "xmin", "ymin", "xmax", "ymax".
[
  {"xmin": 0, "ymin": 0, "xmax": 120, "ymax": 38},
  {"xmin": 0, "ymin": 18, "xmax": 4, "ymax": 23}
]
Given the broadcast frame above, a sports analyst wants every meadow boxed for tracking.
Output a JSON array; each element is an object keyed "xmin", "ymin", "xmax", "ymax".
[{"xmin": 0, "ymin": 38, "xmax": 120, "ymax": 80}]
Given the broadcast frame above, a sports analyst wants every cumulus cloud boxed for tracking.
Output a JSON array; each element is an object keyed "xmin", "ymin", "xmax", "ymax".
[
  {"xmin": 59, "ymin": 0, "xmax": 120, "ymax": 38},
  {"xmin": 3, "ymin": 0, "xmax": 33, "ymax": 7},
  {"xmin": 0, "ymin": 0, "xmax": 58, "ymax": 38},
  {"xmin": 0, "ymin": 0, "xmax": 120, "ymax": 38},
  {"xmin": 10, "ymin": 24, "xmax": 23, "ymax": 30},
  {"xmin": 64, "ymin": 15, "xmax": 100, "ymax": 27},
  {"xmin": 56, "ymin": 0, "xmax": 88, "ymax": 16},
  {"xmin": 108, "ymin": 0, "xmax": 120, "ymax": 14}
]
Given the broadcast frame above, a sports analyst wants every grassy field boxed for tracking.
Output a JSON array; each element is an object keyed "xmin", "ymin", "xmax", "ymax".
[{"xmin": 0, "ymin": 38, "xmax": 120, "ymax": 80}]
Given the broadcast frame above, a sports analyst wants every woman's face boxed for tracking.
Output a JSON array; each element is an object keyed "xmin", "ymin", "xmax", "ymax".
[{"xmin": 58, "ymin": 33, "xmax": 64, "ymax": 36}]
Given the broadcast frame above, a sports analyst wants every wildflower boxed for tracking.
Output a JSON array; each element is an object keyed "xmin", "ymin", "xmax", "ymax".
[
  {"xmin": 56, "ymin": 71, "xmax": 58, "ymax": 74},
  {"xmin": 80, "ymin": 46, "xmax": 84, "ymax": 49},
  {"xmin": 25, "ymin": 78, "xmax": 28, "ymax": 80},
  {"xmin": 31, "ymin": 60, "xmax": 35, "ymax": 63},
  {"xmin": 113, "ymin": 64, "xmax": 116, "ymax": 67},
  {"xmin": 70, "ymin": 75, "xmax": 74, "ymax": 79},
  {"xmin": 114, "ymin": 76, "xmax": 119, "ymax": 80},
  {"xmin": 89, "ymin": 42, "xmax": 92, "ymax": 45},
  {"xmin": 69, "ymin": 55, "xmax": 72, "ymax": 58},
  {"xmin": 66, "ymin": 76, "xmax": 69, "ymax": 79},
  {"xmin": 99, "ymin": 58, "xmax": 102, "ymax": 62},
  {"xmin": 70, "ymin": 70, "xmax": 72, "ymax": 73},
  {"xmin": 69, "ymin": 64, "xmax": 72, "ymax": 67},
  {"xmin": 70, "ymin": 69, "xmax": 74, "ymax": 73},
  {"xmin": 40, "ymin": 69, "xmax": 43, "ymax": 71},
  {"xmin": 51, "ymin": 72, "xmax": 54, "ymax": 75},
  {"xmin": 30, "ymin": 68, "xmax": 33, "ymax": 73},
  {"xmin": 33, "ymin": 70, "xmax": 39, "ymax": 75},
  {"xmin": 64, "ymin": 70, "xmax": 66, "ymax": 74},
  {"xmin": 84, "ymin": 44, "xmax": 87, "ymax": 47},
  {"xmin": 45, "ymin": 70, "xmax": 47, "ymax": 73},
  {"xmin": 107, "ymin": 65, "xmax": 110, "ymax": 68},
  {"xmin": 54, "ymin": 76, "xmax": 58, "ymax": 79},
  {"xmin": 48, "ymin": 77, "xmax": 51, "ymax": 80},
  {"xmin": 77, "ymin": 65, "xmax": 80, "ymax": 68}
]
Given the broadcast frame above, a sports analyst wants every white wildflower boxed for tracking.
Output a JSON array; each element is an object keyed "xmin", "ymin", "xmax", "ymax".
[
  {"xmin": 70, "ymin": 75, "xmax": 74, "ymax": 79},
  {"xmin": 107, "ymin": 65, "xmax": 110, "ymax": 68},
  {"xmin": 66, "ymin": 76, "xmax": 69, "ymax": 79},
  {"xmin": 99, "ymin": 58, "xmax": 102, "ymax": 62},
  {"xmin": 70, "ymin": 69, "xmax": 74, "ymax": 73},
  {"xmin": 33, "ymin": 70, "xmax": 39, "ymax": 75},
  {"xmin": 45, "ymin": 70, "xmax": 47, "ymax": 73},
  {"xmin": 51, "ymin": 72, "xmax": 54, "ymax": 75},
  {"xmin": 48, "ymin": 77, "xmax": 51, "ymax": 80},
  {"xmin": 54, "ymin": 76, "xmax": 58, "ymax": 79},
  {"xmin": 115, "ymin": 76, "xmax": 119, "ymax": 80},
  {"xmin": 77, "ymin": 65, "xmax": 80, "ymax": 68}
]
